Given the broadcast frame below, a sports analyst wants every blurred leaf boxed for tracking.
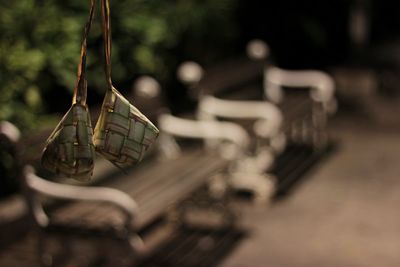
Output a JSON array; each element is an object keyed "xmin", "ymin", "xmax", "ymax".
[
  {"xmin": 25, "ymin": 86, "xmax": 43, "ymax": 110},
  {"xmin": 0, "ymin": 0, "xmax": 239, "ymax": 133}
]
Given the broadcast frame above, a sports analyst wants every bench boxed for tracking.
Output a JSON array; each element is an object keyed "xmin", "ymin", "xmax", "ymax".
[
  {"xmin": 2, "ymin": 92, "xmax": 254, "ymax": 265},
  {"xmin": 177, "ymin": 61, "xmax": 283, "ymax": 201},
  {"xmin": 242, "ymin": 39, "xmax": 337, "ymax": 149},
  {"xmin": 249, "ymin": 40, "xmax": 337, "ymax": 193},
  {"xmin": 190, "ymin": 41, "xmax": 337, "ymax": 151},
  {"xmin": 177, "ymin": 42, "xmax": 337, "ymax": 195},
  {"xmin": 22, "ymin": 148, "xmax": 229, "ymax": 262},
  {"xmin": 264, "ymin": 66, "xmax": 337, "ymax": 149},
  {"xmin": 0, "ymin": 85, "xmax": 167, "ymax": 251}
]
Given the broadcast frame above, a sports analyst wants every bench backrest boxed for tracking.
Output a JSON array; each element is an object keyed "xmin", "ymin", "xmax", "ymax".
[
  {"xmin": 264, "ymin": 67, "xmax": 336, "ymax": 114},
  {"xmin": 157, "ymin": 113, "xmax": 250, "ymax": 160},
  {"xmin": 177, "ymin": 61, "xmax": 286, "ymax": 154}
]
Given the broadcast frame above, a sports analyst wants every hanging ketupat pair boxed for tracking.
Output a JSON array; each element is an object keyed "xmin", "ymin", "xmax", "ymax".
[{"xmin": 42, "ymin": 0, "xmax": 159, "ymax": 180}]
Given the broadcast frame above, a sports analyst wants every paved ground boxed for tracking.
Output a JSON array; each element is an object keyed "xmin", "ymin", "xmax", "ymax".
[{"xmin": 221, "ymin": 116, "xmax": 400, "ymax": 267}]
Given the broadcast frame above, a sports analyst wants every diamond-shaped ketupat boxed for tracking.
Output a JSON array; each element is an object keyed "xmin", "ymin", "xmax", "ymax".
[
  {"xmin": 41, "ymin": 0, "xmax": 96, "ymax": 181},
  {"xmin": 93, "ymin": 86, "xmax": 159, "ymax": 169},
  {"xmin": 42, "ymin": 104, "xmax": 96, "ymax": 181}
]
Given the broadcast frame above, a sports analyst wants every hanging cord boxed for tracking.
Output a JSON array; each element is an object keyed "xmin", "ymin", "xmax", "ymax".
[
  {"xmin": 101, "ymin": 0, "xmax": 113, "ymax": 90},
  {"xmin": 72, "ymin": 0, "xmax": 96, "ymax": 105}
]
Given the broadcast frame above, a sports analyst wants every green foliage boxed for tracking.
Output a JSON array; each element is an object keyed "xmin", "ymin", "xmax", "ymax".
[
  {"xmin": 0, "ymin": 0, "xmax": 238, "ymax": 133},
  {"xmin": 0, "ymin": 0, "xmax": 88, "ymax": 131}
]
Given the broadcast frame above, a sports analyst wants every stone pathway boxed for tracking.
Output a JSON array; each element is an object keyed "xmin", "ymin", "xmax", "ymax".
[{"xmin": 221, "ymin": 117, "xmax": 400, "ymax": 267}]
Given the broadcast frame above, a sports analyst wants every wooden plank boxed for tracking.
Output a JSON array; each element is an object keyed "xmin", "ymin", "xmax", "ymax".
[
  {"xmin": 136, "ymin": 155, "xmax": 227, "ymax": 228},
  {"xmin": 48, "ymin": 148, "xmax": 227, "ymax": 232}
]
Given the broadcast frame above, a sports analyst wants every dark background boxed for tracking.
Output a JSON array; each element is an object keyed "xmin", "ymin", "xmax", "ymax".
[{"xmin": 236, "ymin": 0, "xmax": 400, "ymax": 68}]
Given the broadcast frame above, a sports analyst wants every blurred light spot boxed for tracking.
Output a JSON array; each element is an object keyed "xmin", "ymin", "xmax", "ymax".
[
  {"xmin": 177, "ymin": 61, "xmax": 204, "ymax": 85},
  {"xmin": 133, "ymin": 76, "xmax": 161, "ymax": 99},
  {"xmin": 246, "ymin": 39, "xmax": 269, "ymax": 60}
]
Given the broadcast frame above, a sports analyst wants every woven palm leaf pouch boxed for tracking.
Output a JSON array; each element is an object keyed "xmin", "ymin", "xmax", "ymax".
[
  {"xmin": 41, "ymin": 0, "xmax": 96, "ymax": 181},
  {"xmin": 93, "ymin": 0, "xmax": 159, "ymax": 168}
]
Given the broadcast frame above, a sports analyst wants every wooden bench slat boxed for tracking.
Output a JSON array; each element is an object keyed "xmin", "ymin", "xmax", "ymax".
[
  {"xmin": 118, "ymin": 150, "xmax": 206, "ymax": 199},
  {"xmin": 48, "ymin": 148, "xmax": 227, "ymax": 231},
  {"xmin": 136, "ymin": 155, "xmax": 227, "ymax": 228}
]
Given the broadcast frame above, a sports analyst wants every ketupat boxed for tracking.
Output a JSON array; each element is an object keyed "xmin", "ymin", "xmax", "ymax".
[
  {"xmin": 41, "ymin": 104, "xmax": 95, "ymax": 181},
  {"xmin": 93, "ymin": 0, "xmax": 159, "ymax": 168},
  {"xmin": 41, "ymin": 0, "xmax": 96, "ymax": 181},
  {"xmin": 94, "ymin": 86, "xmax": 159, "ymax": 168}
]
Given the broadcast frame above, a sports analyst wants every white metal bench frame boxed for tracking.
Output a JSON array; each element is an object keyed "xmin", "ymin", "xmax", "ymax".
[
  {"xmin": 0, "ymin": 118, "xmax": 244, "ymax": 263},
  {"xmin": 198, "ymin": 95, "xmax": 286, "ymax": 154},
  {"xmin": 264, "ymin": 66, "xmax": 337, "ymax": 114},
  {"xmin": 158, "ymin": 113, "xmax": 276, "ymax": 203}
]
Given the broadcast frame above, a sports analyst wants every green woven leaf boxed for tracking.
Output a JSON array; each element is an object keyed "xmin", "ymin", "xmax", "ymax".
[
  {"xmin": 41, "ymin": 104, "xmax": 95, "ymax": 181},
  {"xmin": 93, "ymin": 87, "xmax": 159, "ymax": 168}
]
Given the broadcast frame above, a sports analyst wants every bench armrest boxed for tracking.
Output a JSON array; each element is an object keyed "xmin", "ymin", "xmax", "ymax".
[
  {"xmin": 198, "ymin": 95, "xmax": 283, "ymax": 138},
  {"xmin": 264, "ymin": 67, "xmax": 336, "ymax": 114},
  {"xmin": 158, "ymin": 114, "xmax": 250, "ymax": 151},
  {"xmin": 23, "ymin": 166, "xmax": 139, "ymax": 227},
  {"xmin": 0, "ymin": 121, "xmax": 21, "ymax": 143}
]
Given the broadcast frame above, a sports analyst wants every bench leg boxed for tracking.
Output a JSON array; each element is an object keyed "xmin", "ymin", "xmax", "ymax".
[
  {"xmin": 312, "ymin": 104, "xmax": 328, "ymax": 150},
  {"xmin": 173, "ymin": 186, "xmax": 237, "ymax": 230},
  {"xmin": 37, "ymin": 231, "xmax": 52, "ymax": 267},
  {"xmin": 229, "ymin": 172, "xmax": 276, "ymax": 204},
  {"xmin": 36, "ymin": 231, "xmax": 75, "ymax": 267}
]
